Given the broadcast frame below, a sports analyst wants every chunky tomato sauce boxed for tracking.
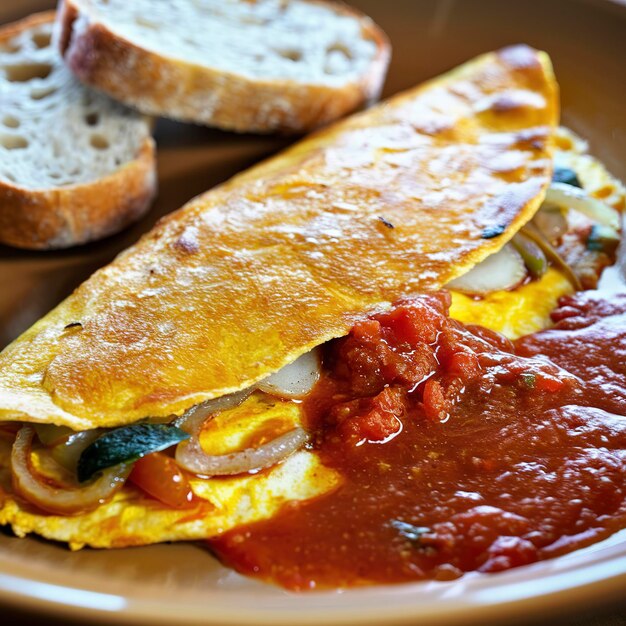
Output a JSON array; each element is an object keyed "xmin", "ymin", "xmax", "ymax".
[{"xmin": 210, "ymin": 291, "xmax": 626, "ymax": 590}]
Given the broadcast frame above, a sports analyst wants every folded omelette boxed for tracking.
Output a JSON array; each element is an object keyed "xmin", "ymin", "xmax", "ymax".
[
  {"xmin": 0, "ymin": 45, "xmax": 557, "ymax": 428},
  {"xmin": 0, "ymin": 45, "xmax": 577, "ymax": 548}
]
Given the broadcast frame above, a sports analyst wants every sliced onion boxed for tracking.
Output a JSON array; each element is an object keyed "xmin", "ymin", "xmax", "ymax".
[
  {"xmin": 521, "ymin": 223, "xmax": 582, "ymax": 291},
  {"xmin": 176, "ymin": 349, "xmax": 321, "ymax": 438},
  {"xmin": 11, "ymin": 426, "xmax": 131, "ymax": 516},
  {"xmin": 546, "ymin": 183, "xmax": 621, "ymax": 231},
  {"xmin": 446, "ymin": 244, "xmax": 526, "ymax": 296},
  {"xmin": 175, "ymin": 389, "xmax": 253, "ymax": 436},
  {"xmin": 256, "ymin": 348, "xmax": 321, "ymax": 399},
  {"xmin": 511, "ymin": 233, "xmax": 548, "ymax": 279},
  {"xmin": 533, "ymin": 204, "xmax": 568, "ymax": 243},
  {"xmin": 33, "ymin": 424, "xmax": 104, "ymax": 473},
  {"xmin": 175, "ymin": 425, "xmax": 309, "ymax": 477},
  {"xmin": 50, "ymin": 429, "xmax": 103, "ymax": 471},
  {"xmin": 32, "ymin": 424, "xmax": 74, "ymax": 447}
]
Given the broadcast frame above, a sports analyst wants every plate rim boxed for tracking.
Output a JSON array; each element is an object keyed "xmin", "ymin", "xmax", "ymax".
[{"xmin": 0, "ymin": 529, "xmax": 625, "ymax": 625}]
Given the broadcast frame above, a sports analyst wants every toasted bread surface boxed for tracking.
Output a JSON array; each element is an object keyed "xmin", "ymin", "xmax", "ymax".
[
  {"xmin": 0, "ymin": 12, "xmax": 157, "ymax": 250},
  {"xmin": 57, "ymin": 0, "xmax": 391, "ymax": 133}
]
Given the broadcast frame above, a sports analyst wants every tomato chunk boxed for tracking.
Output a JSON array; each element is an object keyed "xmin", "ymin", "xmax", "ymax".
[
  {"xmin": 332, "ymin": 386, "xmax": 406, "ymax": 443},
  {"xmin": 129, "ymin": 451, "xmax": 195, "ymax": 509}
]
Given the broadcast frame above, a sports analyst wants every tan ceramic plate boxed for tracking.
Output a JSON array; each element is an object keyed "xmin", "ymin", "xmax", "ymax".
[{"xmin": 1, "ymin": 1, "xmax": 626, "ymax": 624}]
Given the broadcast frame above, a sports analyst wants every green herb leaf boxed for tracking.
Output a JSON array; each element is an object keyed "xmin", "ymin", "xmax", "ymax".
[
  {"xmin": 390, "ymin": 519, "xmax": 431, "ymax": 544},
  {"xmin": 520, "ymin": 224, "xmax": 582, "ymax": 291},
  {"xmin": 481, "ymin": 224, "xmax": 506, "ymax": 239},
  {"xmin": 77, "ymin": 423, "xmax": 189, "ymax": 483},
  {"xmin": 520, "ymin": 372, "xmax": 536, "ymax": 389},
  {"xmin": 586, "ymin": 223, "xmax": 620, "ymax": 254},
  {"xmin": 552, "ymin": 166, "xmax": 582, "ymax": 188}
]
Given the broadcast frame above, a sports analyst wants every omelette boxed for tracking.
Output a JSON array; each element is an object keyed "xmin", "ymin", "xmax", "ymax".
[{"xmin": 0, "ymin": 45, "xmax": 624, "ymax": 553}]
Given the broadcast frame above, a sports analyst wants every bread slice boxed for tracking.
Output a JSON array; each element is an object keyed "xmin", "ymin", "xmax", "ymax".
[
  {"xmin": 0, "ymin": 12, "xmax": 156, "ymax": 250},
  {"xmin": 57, "ymin": 0, "xmax": 391, "ymax": 134}
]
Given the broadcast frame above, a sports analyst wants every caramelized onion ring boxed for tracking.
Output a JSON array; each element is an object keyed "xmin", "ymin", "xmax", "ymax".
[
  {"xmin": 11, "ymin": 426, "xmax": 131, "ymax": 516},
  {"xmin": 533, "ymin": 205, "xmax": 568, "ymax": 243},
  {"xmin": 175, "ymin": 426, "xmax": 309, "ymax": 477},
  {"xmin": 175, "ymin": 389, "xmax": 253, "ymax": 436},
  {"xmin": 175, "ymin": 389, "xmax": 309, "ymax": 476}
]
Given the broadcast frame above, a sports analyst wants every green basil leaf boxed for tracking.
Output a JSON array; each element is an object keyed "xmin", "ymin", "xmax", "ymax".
[
  {"xmin": 390, "ymin": 519, "xmax": 431, "ymax": 544},
  {"xmin": 586, "ymin": 223, "xmax": 620, "ymax": 253},
  {"xmin": 552, "ymin": 166, "xmax": 582, "ymax": 188},
  {"xmin": 77, "ymin": 423, "xmax": 189, "ymax": 483}
]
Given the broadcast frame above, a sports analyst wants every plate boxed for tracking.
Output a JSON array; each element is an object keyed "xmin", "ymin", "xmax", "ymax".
[{"xmin": 1, "ymin": 0, "xmax": 625, "ymax": 624}]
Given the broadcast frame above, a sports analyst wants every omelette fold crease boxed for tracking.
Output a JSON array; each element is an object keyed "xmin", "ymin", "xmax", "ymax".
[{"xmin": 0, "ymin": 45, "xmax": 558, "ymax": 430}]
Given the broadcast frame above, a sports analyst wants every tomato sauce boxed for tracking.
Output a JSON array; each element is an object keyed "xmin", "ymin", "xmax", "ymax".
[
  {"xmin": 210, "ymin": 291, "xmax": 626, "ymax": 590},
  {"xmin": 516, "ymin": 290, "xmax": 626, "ymax": 414}
]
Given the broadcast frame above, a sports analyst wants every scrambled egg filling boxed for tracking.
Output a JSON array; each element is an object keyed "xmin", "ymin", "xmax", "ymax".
[
  {"xmin": 450, "ymin": 126, "xmax": 624, "ymax": 339},
  {"xmin": 449, "ymin": 268, "xmax": 573, "ymax": 340}
]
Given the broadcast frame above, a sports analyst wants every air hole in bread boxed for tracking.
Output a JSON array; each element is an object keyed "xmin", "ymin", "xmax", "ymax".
[
  {"xmin": 32, "ymin": 31, "xmax": 52, "ymax": 49},
  {"xmin": 90, "ymin": 134, "xmax": 110, "ymax": 150},
  {"xmin": 135, "ymin": 16, "xmax": 160, "ymax": 30},
  {"xmin": 0, "ymin": 40, "xmax": 20, "ymax": 53},
  {"xmin": 0, "ymin": 135, "xmax": 28, "ymax": 150},
  {"xmin": 4, "ymin": 62, "xmax": 53, "ymax": 82},
  {"xmin": 324, "ymin": 43, "xmax": 354, "ymax": 75},
  {"xmin": 30, "ymin": 85, "xmax": 58, "ymax": 100},
  {"xmin": 85, "ymin": 112, "xmax": 100, "ymax": 126},
  {"xmin": 327, "ymin": 43, "xmax": 353, "ymax": 61},
  {"xmin": 2, "ymin": 115, "xmax": 20, "ymax": 129},
  {"xmin": 241, "ymin": 14, "xmax": 270, "ymax": 25},
  {"xmin": 275, "ymin": 48, "xmax": 302, "ymax": 62}
]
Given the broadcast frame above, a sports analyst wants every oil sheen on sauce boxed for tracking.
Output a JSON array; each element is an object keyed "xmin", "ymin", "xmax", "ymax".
[{"xmin": 210, "ymin": 286, "xmax": 626, "ymax": 590}]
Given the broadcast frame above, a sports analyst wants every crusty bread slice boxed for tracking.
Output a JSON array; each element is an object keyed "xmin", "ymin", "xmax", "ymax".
[
  {"xmin": 0, "ymin": 12, "xmax": 157, "ymax": 250},
  {"xmin": 57, "ymin": 0, "xmax": 391, "ymax": 134}
]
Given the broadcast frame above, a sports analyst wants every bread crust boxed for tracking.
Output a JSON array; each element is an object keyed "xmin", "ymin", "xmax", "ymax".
[
  {"xmin": 0, "ymin": 12, "xmax": 157, "ymax": 250},
  {"xmin": 0, "ymin": 138, "xmax": 156, "ymax": 250},
  {"xmin": 57, "ymin": 0, "xmax": 391, "ymax": 134}
]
